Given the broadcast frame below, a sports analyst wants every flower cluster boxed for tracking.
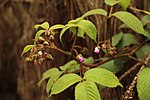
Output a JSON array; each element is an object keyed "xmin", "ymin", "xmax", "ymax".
[{"xmin": 94, "ymin": 40, "xmax": 117, "ymax": 56}]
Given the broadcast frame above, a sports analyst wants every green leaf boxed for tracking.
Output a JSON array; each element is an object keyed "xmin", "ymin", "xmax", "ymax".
[
  {"xmin": 81, "ymin": 9, "xmax": 107, "ymax": 18},
  {"xmin": 98, "ymin": 59, "xmax": 122, "ymax": 73},
  {"xmin": 50, "ymin": 73, "xmax": 82, "ymax": 96},
  {"xmin": 46, "ymin": 71, "xmax": 63, "ymax": 95},
  {"xmin": 117, "ymin": 33, "xmax": 138, "ymax": 48},
  {"xmin": 137, "ymin": 68, "xmax": 150, "ymax": 100},
  {"xmin": 112, "ymin": 11, "xmax": 144, "ymax": 34},
  {"xmin": 34, "ymin": 22, "xmax": 50, "ymax": 30},
  {"xmin": 84, "ymin": 68, "xmax": 122, "ymax": 87},
  {"xmin": 69, "ymin": 27, "xmax": 77, "ymax": 34},
  {"xmin": 35, "ymin": 30, "xmax": 45, "ymax": 38},
  {"xmin": 135, "ymin": 44, "xmax": 150, "ymax": 60},
  {"xmin": 119, "ymin": 24, "xmax": 129, "ymax": 29},
  {"xmin": 59, "ymin": 60, "xmax": 78, "ymax": 71},
  {"xmin": 60, "ymin": 57, "xmax": 94, "ymax": 73},
  {"xmin": 77, "ymin": 28, "xmax": 85, "ymax": 38},
  {"xmin": 119, "ymin": 0, "xmax": 131, "ymax": 10},
  {"xmin": 60, "ymin": 24, "xmax": 77, "ymax": 44},
  {"xmin": 144, "ymin": 26, "xmax": 150, "ymax": 39},
  {"xmin": 77, "ymin": 20, "xmax": 97, "ymax": 42},
  {"xmin": 83, "ymin": 57, "xmax": 94, "ymax": 64},
  {"xmin": 34, "ymin": 24, "xmax": 41, "ymax": 30},
  {"xmin": 21, "ymin": 45, "xmax": 34, "ymax": 56},
  {"xmin": 68, "ymin": 18, "xmax": 83, "ymax": 24},
  {"xmin": 37, "ymin": 68, "xmax": 60, "ymax": 87},
  {"xmin": 40, "ymin": 22, "xmax": 50, "ymax": 30},
  {"xmin": 112, "ymin": 32, "xmax": 123, "ymax": 46},
  {"xmin": 141, "ymin": 15, "xmax": 150, "ymax": 26},
  {"xmin": 49, "ymin": 24, "xmax": 65, "ymax": 31},
  {"xmin": 75, "ymin": 81, "xmax": 101, "ymax": 100},
  {"xmin": 105, "ymin": 0, "xmax": 120, "ymax": 6}
]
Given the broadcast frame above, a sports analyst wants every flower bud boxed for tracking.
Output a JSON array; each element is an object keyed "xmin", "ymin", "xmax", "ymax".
[
  {"xmin": 45, "ymin": 30, "xmax": 50, "ymax": 36},
  {"xmin": 76, "ymin": 54, "xmax": 84, "ymax": 63},
  {"xmin": 43, "ymin": 41, "xmax": 49, "ymax": 46},
  {"xmin": 102, "ymin": 43, "xmax": 107, "ymax": 49},
  {"xmin": 94, "ymin": 46, "xmax": 100, "ymax": 54},
  {"xmin": 49, "ymin": 34, "xmax": 54, "ymax": 41},
  {"xmin": 38, "ymin": 51, "xmax": 42, "ymax": 56}
]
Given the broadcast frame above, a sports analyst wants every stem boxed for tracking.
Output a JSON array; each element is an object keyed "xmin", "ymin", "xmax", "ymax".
[
  {"xmin": 79, "ymin": 64, "xmax": 84, "ymax": 78},
  {"xmin": 79, "ymin": 39, "xmax": 149, "ymax": 68},
  {"xmin": 129, "ymin": 6, "xmax": 150, "ymax": 15},
  {"xmin": 44, "ymin": 45, "xmax": 71, "ymax": 56},
  {"xmin": 119, "ymin": 62, "xmax": 141, "ymax": 81},
  {"xmin": 71, "ymin": 35, "xmax": 77, "ymax": 50},
  {"xmin": 129, "ymin": 56, "xmax": 150, "ymax": 67},
  {"xmin": 123, "ymin": 54, "xmax": 150, "ymax": 99}
]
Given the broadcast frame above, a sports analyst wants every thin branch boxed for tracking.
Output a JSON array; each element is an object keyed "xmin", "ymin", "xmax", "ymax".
[
  {"xmin": 44, "ymin": 45, "xmax": 71, "ymax": 56},
  {"xmin": 129, "ymin": 6, "xmax": 150, "ymax": 15},
  {"xmin": 119, "ymin": 62, "xmax": 141, "ymax": 81},
  {"xmin": 123, "ymin": 54, "xmax": 150, "ymax": 99}
]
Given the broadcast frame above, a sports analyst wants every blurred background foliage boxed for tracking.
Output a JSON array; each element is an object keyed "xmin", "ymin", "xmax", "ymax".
[{"xmin": 0, "ymin": 0, "xmax": 150, "ymax": 100}]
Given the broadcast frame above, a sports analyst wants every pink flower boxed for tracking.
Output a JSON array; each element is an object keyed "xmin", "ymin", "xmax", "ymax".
[
  {"xmin": 94, "ymin": 46, "xmax": 100, "ymax": 54},
  {"xmin": 76, "ymin": 54, "xmax": 84, "ymax": 63}
]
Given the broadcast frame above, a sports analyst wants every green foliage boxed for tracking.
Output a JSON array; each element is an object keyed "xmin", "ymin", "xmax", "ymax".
[
  {"xmin": 37, "ymin": 68, "xmax": 62, "ymax": 87},
  {"xmin": 75, "ymin": 81, "xmax": 101, "ymax": 100},
  {"xmin": 21, "ymin": 45, "xmax": 34, "ymax": 56},
  {"xmin": 135, "ymin": 44, "xmax": 150, "ymax": 60},
  {"xmin": 141, "ymin": 15, "xmax": 150, "ymax": 26},
  {"xmin": 35, "ymin": 30, "xmax": 45, "ymax": 38},
  {"xmin": 77, "ymin": 28, "xmax": 85, "ymax": 38},
  {"xmin": 117, "ymin": 33, "xmax": 138, "ymax": 48},
  {"xmin": 23, "ymin": 6, "xmax": 150, "ymax": 100},
  {"xmin": 46, "ymin": 71, "xmax": 63, "ymax": 95},
  {"xmin": 112, "ymin": 11, "xmax": 144, "ymax": 34},
  {"xmin": 60, "ymin": 24, "xmax": 77, "ymax": 44},
  {"xmin": 81, "ymin": 9, "xmax": 107, "ymax": 18},
  {"xmin": 60, "ymin": 57, "xmax": 94, "ymax": 73},
  {"xmin": 105, "ymin": 0, "xmax": 120, "ymax": 6},
  {"xmin": 84, "ymin": 68, "xmax": 122, "ymax": 87},
  {"xmin": 144, "ymin": 26, "xmax": 150, "ymax": 39},
  {"xmin": 34, "ymin": 22, "xmax": 50, "ymax": 30},
  {"xmin": 50, "ymin": 74, "xmax": 82, "ymax": 96},
  {"xmin": 119, "ymin": 0, "xmax": 131, "ymax": 10},
  {"xmin": 112, "ymin": 32, "xmax": 123, "ymax": 46},
  {"xmin": 77, "ymin": 20, "xmax": 97, "ymax": 42},
  {"xmin": 98, "ymin": 58, "xmax": 126, "ymax": 73},
  {"xmin": 137, "ymin": 68, "xmax": 150, "ymax": 100},
  {"xmin": 68, "ymin": 18, "xmax": 83, "ymax": 24},
  {"xmin": 49, "ymin": 24, "xmax": 65, "ymax": 31},
  {"xmin": 59, "ymin": 60, "xmax": 79, "ymax": 72}
]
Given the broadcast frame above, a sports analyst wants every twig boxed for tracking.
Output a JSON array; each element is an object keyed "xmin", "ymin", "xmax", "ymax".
[
  {"xmin": 123, "ymin": 54, "xmax": 150, "ymax": 100},
  {"xmin": 129, "ymin": 56, "xmax": 150, "ymax": 67},
  {"xmin": 44, "ymin": 45, "xmax": 71, "ymax": 56},
  {"xmin": 119, "ymin": 62, "xmax": 141, "ymax": 81},
  {"xmin": 129, "ymin": 6, "xmax": 150, "ymax": 15}
]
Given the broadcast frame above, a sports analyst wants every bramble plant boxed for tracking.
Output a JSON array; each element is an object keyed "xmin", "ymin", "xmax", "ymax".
[{"xmin": 22, "ymin": 0, "xmax": 150, "ymax": 100}]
